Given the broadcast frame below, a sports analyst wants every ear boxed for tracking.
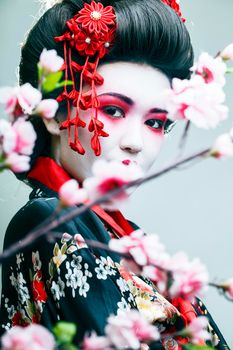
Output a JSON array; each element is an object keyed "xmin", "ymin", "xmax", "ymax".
[{"xmin": 42, "ymin": 118, "xmax": 60, "ymax": 136}]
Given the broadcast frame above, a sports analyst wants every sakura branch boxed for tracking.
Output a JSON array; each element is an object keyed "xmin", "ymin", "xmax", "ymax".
[
  {"xmin": 0, "ymin": 147, "xmax": 211, "ymax": 265},
  {"xmin": 0, "ymin": 129, "xmax": 232, "ymax": 264},
  {"xmin": 209, "ymin": 279, "xmax": 233, "ymax": 302},
  {"xmin": 48, "ymin": 228, "xmax": 233, "ymax": 309}
]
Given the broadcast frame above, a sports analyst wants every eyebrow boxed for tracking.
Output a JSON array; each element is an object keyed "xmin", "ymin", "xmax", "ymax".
[
  {"xmin": 98, "ymin": 93, "xmax": 168, "ymax": 114},
  {"xmin": 98, "ymin": 92, "xmax": 134, "ymax": 106},
  {"xmin": 149, "ymin": 108, "xmax": 168, "ymax": 114}
]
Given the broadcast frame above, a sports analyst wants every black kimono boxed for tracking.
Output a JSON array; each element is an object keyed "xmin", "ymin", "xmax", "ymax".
[{"xmin": 0, "ymin": 157, "xmax": 230, "ymax": 349}]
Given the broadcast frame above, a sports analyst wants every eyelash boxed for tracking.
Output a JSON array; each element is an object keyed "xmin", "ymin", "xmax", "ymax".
[
  {"xmin": 145, "ymin": 119, "xmax": 165, "ymax": 131},
  {"xmin": 101, "ymin": 105, "xmax": 173, "ymax": 132},
  {"xmin": 101, "ymin": 106, "xmax": 125, "ymax": 119}
]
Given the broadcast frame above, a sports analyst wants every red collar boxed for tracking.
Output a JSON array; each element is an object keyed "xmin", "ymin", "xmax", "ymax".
[{"xmin": 27, "ymin": 157, "xmax": 134, "ymax": 237}]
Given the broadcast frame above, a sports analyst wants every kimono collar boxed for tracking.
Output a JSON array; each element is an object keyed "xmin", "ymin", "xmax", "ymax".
[{"xmin": 27, "ymin": 156, "xmax": 134, "ymax": 237}]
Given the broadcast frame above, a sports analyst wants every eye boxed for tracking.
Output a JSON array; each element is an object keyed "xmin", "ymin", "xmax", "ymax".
[
  {"xmin": 101, "ymin": 106, "xmax": 125, "ymax": 119},
  {"xmin": 145, "ymin": 119, "xmax": 165, "ymax": 130}
]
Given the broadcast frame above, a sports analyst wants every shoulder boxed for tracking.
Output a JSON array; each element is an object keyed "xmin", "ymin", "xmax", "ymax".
[
  {"xmin": 4, "ymin": 195, "xmax": 109, "ymax": 249},
  {"xmin": 4, "ymin": 197, "xmax": 59, "ymax": 248}
]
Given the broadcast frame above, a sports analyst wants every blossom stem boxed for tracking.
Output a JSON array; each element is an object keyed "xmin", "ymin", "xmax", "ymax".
[
  {"xmin": 177, "ymin": 120, "xmax": 191, "ymax": 158},
  {"xmin": 0, "ymin": 147, "xmax": 210, "ymax": 264},
  {"xmin": 208, "ymin": 282, "xmax": 233, "ymax": 302}
]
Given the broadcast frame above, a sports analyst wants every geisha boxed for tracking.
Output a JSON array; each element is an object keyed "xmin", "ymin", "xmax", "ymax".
[{"xmin": 0, "ymin": 0, "xmax": 229, "ymax": 349}]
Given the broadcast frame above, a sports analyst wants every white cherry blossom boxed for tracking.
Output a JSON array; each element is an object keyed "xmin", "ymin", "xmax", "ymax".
[
  {"xmin": 166, "ymin": 75, "xmax": 228, "ymax": 129},
  {"xmin": 220, "ymin": 43, "xmax": 233, "ymax": 61},
  {"xmin": 105, "ymin": 309, "xmax": 160, "ymax": 349},
  {"xmin": 1, "ymin": 324, "xmax": 55, "ymax": 350},
  {"xmin": 34, "ymin": 99, "xmax": 59, "ymax": 119},
  {"xmin": 183, "ymin": 316, "xmax": 210, "ymax": 344},
  {"xmin": 0, "ymin": 83, "xmax": 42, "ymax": 118},
  {"xmin": 211, "ymin": 129, "xmax": 233, "ymax": 159},
  {"xmin": 59, "ymin": 179, "xmax": 88, "ymax": 207},
  {"xmin": 191, "ymin": 52, "xmax": 227, "ymax": 86},
  {"xmin": 83, "ymin": 159, "xmax": 143, "ymax": 210},
  {"xmin": 39, "ymin": 49, "xmax": 64, "ymax": 74}
]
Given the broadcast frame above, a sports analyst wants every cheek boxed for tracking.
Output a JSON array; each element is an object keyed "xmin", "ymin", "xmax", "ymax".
[
  {"xmin": 95, "ymin": 113, "xmax": 124, "ymax": 148},
  {"xmin": 97, "ymin": 111, "xmax": 121, "ymax": 132},
  {"xmin": 143, "ymin": 129, "xmax": 165, "ymax": 164}
]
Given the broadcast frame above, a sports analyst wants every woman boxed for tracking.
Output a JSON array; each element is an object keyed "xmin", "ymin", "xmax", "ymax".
[{"xmin": 0, "ymin": 0, "xmax": 229, "ymax": 348}]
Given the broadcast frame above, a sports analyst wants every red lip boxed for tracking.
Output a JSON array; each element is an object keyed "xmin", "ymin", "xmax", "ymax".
[
  {"xmin": 122, "ymin": 159, "xmax": 131, "ymax": 165},
  {"xmin": 122, "ymin": 159, "xmax": 138, "ymax": 166}
]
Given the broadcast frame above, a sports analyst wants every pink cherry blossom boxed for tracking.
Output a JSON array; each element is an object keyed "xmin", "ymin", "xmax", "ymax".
[
  {"xmin": 191, "ymin": 52, "xmax": 226, "ymax": 86},
  {"xmin": 211, "ymin": 129, "xmax": 233, "ymax": 159},
  {"xmin": 142, "ymin": 265, "xmax": 168, "ymax": 294},
  {"xmin": 35, "ymin": 99, "xmax": 59, "ymax": 119},
  {"xmin": 184, "ymin": 316, "xmax": 210, "ymax": 344},
  {"xmin": 0, "ymin": 119, "xmax": 36, "ymax": 157},
  {"xmin": 220, "ymin": 43, "xmax": 233, "ymax": 61},
  {"xmin": 83, "ymin": 160, "xmax": 143, "ymax": 210},
  {"xmin": 17, "ymin": 84, "xmax": 42, "ymax": 115},
  {"xmin": 13, "ymin": 119, "xmax": 36, "ymax": 155},
  {"xmin": 110, "ymin": 230, "xmax": 168, "ymax": 268},
  {"xmin": 5, "ymin": 153, "xmax": 31, "ymax": 172},
  {"xmin": 0, "ymin": 87, "xmax": 20, "ymax": 117},
  {"xmin": 0, "ymin": 119, "xmax": 36, "ymax": 172},
  {"xmin": 166, "ymin": 75, "xmax": 228, "ymax": 129},
  {"xmin": 39, "ymin": 49, "xmax": 64, "ymax": 74},
  {"xmin": 1, "ymin": 324, "xmax": 55, "ymax": 350},
  {"xmin": 0, "ymin": 83, "xmax": 42, "ymax": 119},
  {"xmin": 83, "ymin": 332, "xmax": 112, "ymax": 350},
  {"xmin": 0, "ymin": 120, "xmax": 17, "ymax": 154},
  {"xmin": 168, "ymin": 252, "xmax": 209, "ymax": 301},
  {"xmin": 105, "ymin": 310, "xmax": 160, "ymax": 350},
  {"xmin": 59, "ymin": 179, "xmax": 88, "ymax": 207}
]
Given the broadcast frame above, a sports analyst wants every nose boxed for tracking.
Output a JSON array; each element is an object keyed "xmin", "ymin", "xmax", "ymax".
[{"xmin": 119, "ymin": 120, "xmax": 143, "ymax": 154}]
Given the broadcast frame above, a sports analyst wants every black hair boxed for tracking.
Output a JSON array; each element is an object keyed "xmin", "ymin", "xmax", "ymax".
[{"xmin": 18, "ymin": 0, "xmax": 194, "ymax": 180}]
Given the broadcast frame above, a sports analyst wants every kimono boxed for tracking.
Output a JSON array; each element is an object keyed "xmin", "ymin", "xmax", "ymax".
[{"xmin": 0, "ymin": 157, "xmax": 230, "ymax": 349}]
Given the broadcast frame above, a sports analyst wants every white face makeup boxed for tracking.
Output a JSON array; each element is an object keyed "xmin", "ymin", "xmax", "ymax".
[{"xmin": 58, "ymin": 62, "xmax": 171, "ymax": 181}]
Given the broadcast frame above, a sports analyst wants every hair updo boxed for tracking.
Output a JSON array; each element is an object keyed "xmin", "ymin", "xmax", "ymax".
[{"xmin": 18, "ymin": 0, "xmax": 194, "ymax": 180}]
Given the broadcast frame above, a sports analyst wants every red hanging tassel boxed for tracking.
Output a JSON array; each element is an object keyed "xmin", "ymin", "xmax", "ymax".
[{"xmin": 54, "ymin": 1, "xmax": 116, "ymax": 156}]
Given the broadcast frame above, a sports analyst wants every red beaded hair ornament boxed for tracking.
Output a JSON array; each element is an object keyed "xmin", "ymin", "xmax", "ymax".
[
  {"xmin": 54, "ymin": 0, "xmax": 184, "ymax": 156},
  {"xmin": 55, "ymin": 0, "xmax": 116, "ymax": 156}
]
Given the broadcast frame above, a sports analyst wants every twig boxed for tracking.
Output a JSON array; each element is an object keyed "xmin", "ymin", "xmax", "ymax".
[
  {"xmin": 177, "ymin": 120, "xmax": 191, "ymax": 159},
  {"xmin": 209, "ymin": 282, "xmax": 233, "ymax": 302},
  {"xmin": 0, "ymin": 147, "xmax": 210, "ymax": 264}
]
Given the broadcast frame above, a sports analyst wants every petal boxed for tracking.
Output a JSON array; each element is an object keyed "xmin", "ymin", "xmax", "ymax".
[
  {"xmin": 89, "ymin": 21, "xmax": 97, "ymax": 33},
  {"xmin": 77, "ymin": 16, "xmax": 91, "ymax": 24},
  {"xmin": 99, "ymin": 22, "xmax": 108, "ymax": 33},
  {"xmin": 97, "ymin": 2, "xmax": 104, "ymax": 11},
  {"xmin": 104, "ymin": 6, "xmax": 115, "ymax": 14}
]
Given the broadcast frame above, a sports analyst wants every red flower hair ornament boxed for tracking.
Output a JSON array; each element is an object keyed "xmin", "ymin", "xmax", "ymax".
[
  {"xmin": 54, "ymin": 0, "xmax": 116, "ymax": 156},
  {"xmin": 54, "ymin": 0, "xmax": 184, "ymax": 156},
  {"xmin": 161, "ymin": 0, "xmax": 185, "ymax": 22}
]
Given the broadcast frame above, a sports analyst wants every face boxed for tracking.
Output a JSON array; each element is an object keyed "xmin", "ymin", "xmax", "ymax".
[{"xmin": 58, "ymin": 62, "xmax": 170, "ymax": 181}]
